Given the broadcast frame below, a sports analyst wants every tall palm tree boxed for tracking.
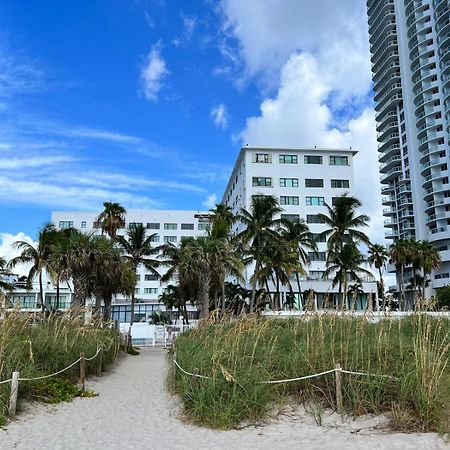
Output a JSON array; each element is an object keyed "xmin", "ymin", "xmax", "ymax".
[
  {"xmin": 209, "ymin": 204, "xmax": 235, "ymax": 239},
  {"xmin": 389, "ymin": 239, "xmax": 411, "ymax": 311},
  {"xmin": 238, "ymin": 195, "xmax": 283, "ymax": 312},
  {"xmin": 96, "ymin": 201, "xmax": 126, "ymax": 238},
  {"xmin": 416, "ymin": 240, "xmax": 441, "ymax": 301},
  {"xmin": 280, "ymin": 219, "xmax": 317, "ymax": 301},
  {"xmin": 367, "ymin": 243, "xmax": 388, "ymax": 308},
  {"xmin": 115, "ymin": 224, "xmax": 160, "ymax": 330},
  {"xmin": 323, "ymin": 243, "xmax": 372, "ymax": 309},
  {"xmin": 318, "ymin": 193, "xmax": 370, "ymax": 251},
  {"xmin": 9, "ymin": 224, "xmax": 57, "ymax": 312}
]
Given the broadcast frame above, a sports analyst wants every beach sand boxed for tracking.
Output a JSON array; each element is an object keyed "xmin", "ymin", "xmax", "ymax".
[{"xmin": 0, "ymin": 348, "xmax": 447, "ymax": 450}]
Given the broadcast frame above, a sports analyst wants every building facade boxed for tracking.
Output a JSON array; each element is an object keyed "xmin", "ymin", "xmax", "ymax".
[
  {"xmin": 222, "ymin": 146, "xmax": 377, "ymax": 308},
  {"xmin": 367, "ymin": 0, "xmax": 450, "ymax": 290}
]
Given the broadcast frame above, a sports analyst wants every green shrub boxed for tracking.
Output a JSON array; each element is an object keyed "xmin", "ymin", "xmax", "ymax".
[{"xmin": 170, "ymin": 314, "xmax": 450, "ymax": 431}]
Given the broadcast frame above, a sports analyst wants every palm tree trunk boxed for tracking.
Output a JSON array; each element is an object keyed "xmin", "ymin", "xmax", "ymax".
[
  {"xmin": 378, "ymin": 267, "xmax": 385, "ymax": 310},
  {"xmin": 39, "ymin": 271, "xmax": 45, "ymax": 313},
  {"xmin": 295, "ymin": 272, "xmax": 303, "ymax": 310},
  {"xmin": 221, "ymin": 280, "xmax": 226, "ymax": 315},
  {"xmin": 400, "ymin": 265, "xmax": 405, "ymax": 311},
  {"xmin": 276, "ymin": 274, "xmax": 280, "ymax": 310},
  {"xmin": 412, "ymin": 266, "xmax": 417, "ymax": 309},
  {"xmin": 264, "ymin": 278, "xmax": 272, "ymax": 308},
  {"xmin": 337, "ymin": 279, "xmax": 343, "ymax": 309},
  {"xmin": 343, "ymin": 278, "xmax": 348, "ymax": 310},
  {"xmin": 198, "ymin": 270, "xmax": 211, "ymax": 319},
  {"xmin": 250, "ymin": 256, "xmax": 260, "ymax": 313},
  {"xmin": 128, "ymin": 280, "xmax": 137, "ymax": 347},
  {"xmin": 56, "ymin": 277, "xmax": 60, "ymax": 310},
  {"xmin": 103, "ymin": 295, "xmax": 112, "ymax": 321}
]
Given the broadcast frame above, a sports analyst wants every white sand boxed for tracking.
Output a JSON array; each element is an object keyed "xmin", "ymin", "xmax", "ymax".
[{"xmin": 0, "ymin": 348, "xmax": 447, "ymax": 450}]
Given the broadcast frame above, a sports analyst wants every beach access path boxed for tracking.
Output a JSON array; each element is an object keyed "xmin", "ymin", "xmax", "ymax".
[{"xmin": 0, "ymin": 348, "xmax": 447, "ymax": 450}]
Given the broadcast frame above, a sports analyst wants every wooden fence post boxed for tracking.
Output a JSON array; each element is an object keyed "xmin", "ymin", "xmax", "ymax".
[
  {"xmin": 80, "ymin": 352, "xmax": 85, "ymax": 392},
  {"xmin": 97, "ymin": 348, "xmax": 103, "ymax": 377},
  {"xmin": 335, "ymin": 363, "xmax": 343, "ymax": 416},
  {"xmin": 9, "ymin": 371, "xmax": 20, "ymax": 415}
]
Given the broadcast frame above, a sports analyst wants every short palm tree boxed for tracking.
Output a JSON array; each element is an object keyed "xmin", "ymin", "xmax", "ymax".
[
  {"xmin": 389, "ymin": 239, "xmax": 411, "ymax": 310},
  {"xmin": 367, "ymin": 243, "xmax": 388, "ymax": 308},
  {"xmin": 416, "ymin": 240, "xmax": 441, "ymax": 300},
  {"xmin": 97, "ymin": 201, "xmax": 126, "ymax": 238},
  {"xmin": 323, "ymin": 243, "xmax": 372, "ymax": 309},
  {"xmin": 115, "ymin": 224, "xmax": 160, "ymax": 330},
  {"xmin": 238, "ymin": 195, "xmax": 283, "ymax": 312},
  {"xmin": 9, "ymin": 224, "xmax": 57, "ymax": 312},
  {"xmin": 0, "ymin": 257, "xmax": 14, "ymax": 292}
]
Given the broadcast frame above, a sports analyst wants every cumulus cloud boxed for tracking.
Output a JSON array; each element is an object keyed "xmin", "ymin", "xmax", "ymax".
[
  {"xmin": 0, "ymin": 232, "xmax": 35, "ymax": 276},
  {"xmin": 140, "ymin": 44, "xmax": 169, "ymax": 101},
  {"xmin": 218, "ymin": 0, "xmax": 384, "ymax": 245},
  {"xmin": 202, "ymin": 193, "xmax": 217, "ymax": 209},
  {"xmin": 210, "ymin": 104, "xmax": 228, "ymax": 129}
]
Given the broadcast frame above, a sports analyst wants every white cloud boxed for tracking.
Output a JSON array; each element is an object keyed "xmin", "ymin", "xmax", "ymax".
[
  {"xmin": 140, "ymin": 44, "xmax": 169, "ymax": 102},
  {"xmin": 0, "ymin": 232, "xmax": 35, "ymax": 276},
  {"xmin": 218, "ymin": 1, "xmax": 384, "ymax": 245},
  {"xmin": 210, "ymin": 104, "xmax": 228, "ymax": 129},
  {"xmin": 202, "ymin": 193, "xmax": 217, "ymax": 209},
  {"xmin": 0, "ymin": 155, "xmax": 75, "ymax": 170}
]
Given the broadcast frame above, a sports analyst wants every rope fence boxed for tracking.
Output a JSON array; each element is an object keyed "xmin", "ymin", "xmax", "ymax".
[
  {"xmin": 1, "ymin": 345, "xmax": 109, "ymax": 416},
  {"xmin": 173, "ymin": 357, "xmax": 399, "ymax": 413}
]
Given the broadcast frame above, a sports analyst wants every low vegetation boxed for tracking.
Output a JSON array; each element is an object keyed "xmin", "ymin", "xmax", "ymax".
[
  {"xmin": 170, "ymin": 314, "xmax": 450, "ymax": 432},
  {"xmin": 0, "ymin": 313, "xmax": 120, "ymax": 422}
]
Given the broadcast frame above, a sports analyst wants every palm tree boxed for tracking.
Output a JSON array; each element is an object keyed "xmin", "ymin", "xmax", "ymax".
[
  {"xmin": 280, "ymin": 219, "xmax": 317, "ymax": 302},
  {"xmin": 389, "ymin": 239, "xmax": 411, "ymax": 311},
  {"xmin": 209, "ymin": 204, "xmax": 235, "ymax": 239},
  {"xmin": 238, "ymin": 195, "xmax": 283, "ymax": 312},
  {"xmin": 323, "ymin": 243, "xmax": 372, "ymax": 309},
  {"xmin": 367, "ymin": 243, "xmax": 388, "ymax": 308},
  {"xmin": 348, "ymin": 282, "xmax": 364, "ymax": 311},
  {"xmin": 318, "ymin": 193, "xmax": 370, "ymax": 251},
  {"xmin": 96, "ymin": 201, "xmax": 126, "ymax": 238},
  {"xmin": 416, "ymin": 240, "xmax": 441, "ymax": 301},
  {"xmin": 0, "ymin": 257, "xmax": 14, "ymax": 292},
  {"xmin": 8, "ymin": 224, "xmax": 57, "ymax": 312},
  {"xmin": 115, "ymin": 224, "xmax": 160, "ymax": 331}
]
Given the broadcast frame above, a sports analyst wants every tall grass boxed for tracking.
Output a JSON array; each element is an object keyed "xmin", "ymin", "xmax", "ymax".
[
  {"xmin": 170, "ymin": 314, "xmax": 450, "ymax": 431},
  {"xmin": 0, "ymin": 312, "xmax": 120, "ymax": 419}
]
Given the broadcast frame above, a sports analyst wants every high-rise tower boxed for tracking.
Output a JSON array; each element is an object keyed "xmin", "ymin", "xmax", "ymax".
[{"xmin": 367, "ymin": 0, "xmax": 450, "ymax": 292}]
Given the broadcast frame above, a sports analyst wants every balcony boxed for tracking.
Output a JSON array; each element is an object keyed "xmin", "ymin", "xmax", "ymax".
[{"xmin": 380, "ymin": 166, "xmax": 402, "ymax": 183}]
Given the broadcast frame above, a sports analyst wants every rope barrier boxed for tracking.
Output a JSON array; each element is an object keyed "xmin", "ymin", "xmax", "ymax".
[
  {"xmin": 0, "ymin": 345, "xmax": 108, "ymax": 384},
  {"xmin": 173, "ymin": 359, "xmax": 398, "ymax": 384}
]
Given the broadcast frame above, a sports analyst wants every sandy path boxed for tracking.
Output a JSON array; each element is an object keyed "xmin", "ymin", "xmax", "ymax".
[{"xmin": 0, "ymin": 348, "xmax": 447, "ymax": 450}]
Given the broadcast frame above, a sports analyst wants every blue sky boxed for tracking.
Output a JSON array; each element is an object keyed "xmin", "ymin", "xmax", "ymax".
[{"xmin": 0, "ymin": 0, "xmax": 383, "ymax": 243}]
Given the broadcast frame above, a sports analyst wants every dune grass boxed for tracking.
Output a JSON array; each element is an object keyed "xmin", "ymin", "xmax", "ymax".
[
  {"xmin": 170, "ymin": 314, "xmax": 450, "ymax": 432},
  {"xmin": 0, "ymin": 312, "xmax": 120, "ymax": 421}
]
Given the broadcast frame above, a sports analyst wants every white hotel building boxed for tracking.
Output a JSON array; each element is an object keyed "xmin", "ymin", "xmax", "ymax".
[
  {"xmin": 222, "ymin": 147, "xmax": 377, "ymax": 308},
  {"xmin": 367, "ymin": 0, "xmax": 450, "ymax": 291}
]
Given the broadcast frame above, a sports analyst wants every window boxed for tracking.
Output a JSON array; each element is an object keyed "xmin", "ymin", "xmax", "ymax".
[
  {"xmin": 59, "ymin": 221, "xmax": 73, "ymax": 229},
  {"xmin": 181, "ymin": 223, "xmax": 194, "ymax": 230},
  {"xmin": 253, "ymin": 153, "xmax": 271, "ymax": 163},
  {"xmin": 308, "ymin": 271, "xmax": 324, "ymax": 280},
  {"xmin": 198, "ymin": 223, "xmax": 209, "ymax": 230},
  {"xmin": 135, "ymin": 274, "xmax": 141, "ymax": 281},
  {"xmin": 252, "ymin": 177, "xmax": 272, "ymax": 187},
  {"xmin": 164, "ymin": 223, "xmax": 177, "ymax": 230},
  {"xmin": 81, "ymin": 221, "xmax": 86, "ymax": 229},
  {"xmin": 149, "ymin": 235, "xmax": 160, "ymax": 242},
  {"xmin": 306, "ymin": 196, "xmax": 325, "ymax": 206},
  {"xmin": 280, "ymin": 196, "xmax": 299, "ymax": 205},
  {"xmin": 129, "ymin": 222, "xmax": 142, "ymax": 230},
  {"xmin": 135, "ymin": 288, "xmax": 140, "ymax": 294},
  {"xmin": 308, "ymin": 233, "xmax": 326, "ymax": 242},
  {"xmin": 305, "ymin": 179, "xmax": 324, "ymax": 188},
  {"xmin": 331, "ymin": 179, "xmax": 350, "ymax": 188},
  {"xmin": 280, "ymin": 178, "xmax": 298, "ymax": 187},
  {"xmin": 147, "ymin": 223, "xmax": 160, "ymax": 230},
  {"xmin": 306, "ymin": 214, "xmax": 325, "ymax": 224},
  {"xmin": 309, "ymin": 252, "xmax": 326, "ymax": 262},
  {"xmin": 164, "ymin": 236, "xmax": 177, "ymax": 243},
  {"xmin": 144, "ymin": 288, "xmax": 158, "ymax": 294},
  {"xmin": 145, "ymin": 274, "xmax": 159, "ymax": 281},
  {"xmin": 281, "ymin": 214, "xmax": 300, "ymax": 222},
  {"xmin": 304, "ymin": 155, "xmax": 323, "ymax": 164},
  {"xmin": 329, "ymin": 156, "xmax": 349, "ymax": 165},
  {"xmin": 279, "ymin": 154, "xmax": 298, "ymax": 164}
]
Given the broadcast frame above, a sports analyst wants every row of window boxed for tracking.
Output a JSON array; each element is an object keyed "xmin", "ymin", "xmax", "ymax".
[
  {"xmin": 252, "ymin": 178, "xmax": 350, "ymax": 188},
  {"xmin": 135, "ymin": 274, "xmax": 159, "ymax": 281},
  {"xmin": 253, "ymin": 153, "xmax": 349, "ymax": 165},
  {"xmin": 135, "ymin": 288, "xmax": 159, "ymax": 294},
  {"xmin": 59, "ymin": 221, "xmax": 209, "ymax": 231}
]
